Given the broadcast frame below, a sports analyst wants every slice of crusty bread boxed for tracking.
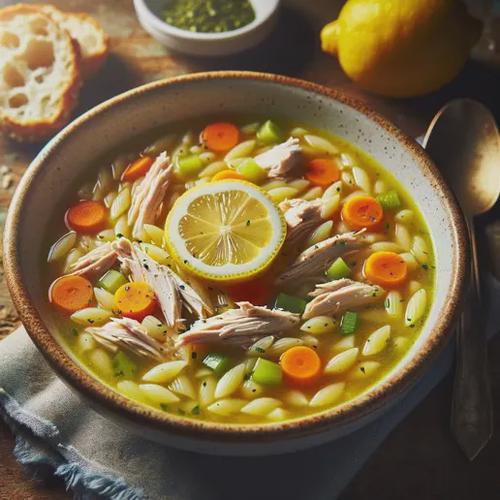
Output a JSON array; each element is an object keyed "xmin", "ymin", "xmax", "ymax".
[
  {"xmin": 0, "ymin": 4, "xmax": 81, "ymax": 142},
  {"xmin": 38, "ymin": 4, "xmax": 109, "ymax": 79}
]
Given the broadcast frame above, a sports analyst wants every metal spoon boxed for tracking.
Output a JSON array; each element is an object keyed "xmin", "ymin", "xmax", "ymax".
[{"xmin": 423, "ymin": 99, "xmax": 500, "ymax": 460}]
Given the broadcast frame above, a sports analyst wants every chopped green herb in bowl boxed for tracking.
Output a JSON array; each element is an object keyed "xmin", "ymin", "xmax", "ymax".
[{"xmin": 163, "ymin": 0, "xmax": 256, "ymax": 33}]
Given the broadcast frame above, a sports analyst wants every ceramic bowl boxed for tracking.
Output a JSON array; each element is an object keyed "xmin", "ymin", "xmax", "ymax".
[
  {"xmin": 4, "ymin": 72, "xmax": 467, "ymax": 456},
  {"xmin": 133, "ymin": 0, "xmax": 280, "ymax": 56}
]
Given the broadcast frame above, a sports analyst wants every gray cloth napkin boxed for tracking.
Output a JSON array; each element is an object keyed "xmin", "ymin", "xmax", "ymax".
[{"xmin": 1, "ymin": 276, "xmax": 499, "ymax": 500}]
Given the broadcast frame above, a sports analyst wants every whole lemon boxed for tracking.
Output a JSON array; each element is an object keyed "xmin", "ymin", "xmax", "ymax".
[{"xmin": 321, "ymin": 0, "xmax": 482, "ymax": 97}]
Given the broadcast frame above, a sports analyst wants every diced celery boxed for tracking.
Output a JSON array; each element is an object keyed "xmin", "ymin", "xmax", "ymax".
[
  {"xmin": 112, "ymin": 351, "xmax": 137, "ymax": 378},
  {"xmin": 326, "ymin": 257, "xmax": 351, "ymax": 280},
  {"xmin": 340, "ymin": 311, "xmax": 359, "ymax": 335},
  {"xmin": 252, "ymin": 358, "xmax": 282, "ymax": 385},
  {"xmin": 236, "ymin": 159, "xmax": 267, "ymax": 183},
  {"xmin": 256, "ymin": 120, "xmax": 282, "ymax": 144},
  {"xmin": 202, "ymin": 353, "xmax": 231, "ymax": 376},
  {"xmin": 376, "ymin": 190, "xmax": 401, "ymax": 210},
  {"xmin": 176, "ymin": 155, "xmax": 204, "ymax": 179},
  {"xmin": 98, "ymin": 270, "xmax": 128, "ymax": 294},
  {"xmin": 274, "ymin": 293, "xmax": 307, "ymax": 314}
]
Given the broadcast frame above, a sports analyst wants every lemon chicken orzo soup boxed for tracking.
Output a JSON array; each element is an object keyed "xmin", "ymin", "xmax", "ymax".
[{"xmin": 46, "ymin": 118, "xmax": 434, "ymax": 423}]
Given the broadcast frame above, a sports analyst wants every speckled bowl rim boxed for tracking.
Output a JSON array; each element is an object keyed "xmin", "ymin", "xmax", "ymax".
[{"xmin": 4, "ymin": 71, "xmax": 467, "ymax": 444}]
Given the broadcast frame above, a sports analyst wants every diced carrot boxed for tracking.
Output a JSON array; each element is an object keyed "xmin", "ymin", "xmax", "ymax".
[
  {"xmin": 227, "ymin": 276, "xmax": 274, "ymax": 306},
  {"xmin": 49, "ymin": 275, "xmax": 93, "ymax": 314},
  {"xmin": 115, "ymin": 281, "xmax": 157, "ymax": 321},
  {"xmin": 201, "ymin": 122, "xmax": 240, "ymax": 152},
  {"xmin": 280, "ymin": 346, "xmax": 322, "ymax": 387},
  {"xmin": 306, "ymin": 158, "xmax": 340, "ymax": 187},
  {"xmin": 66, "ymin": 200, "xmax": 107, "ymax": 234},
  {"xmin": 212, "ymin": 169, "xmax": 246, "ymax": 182},
  {"xmin": 364, "ymin": 251, "xmax": 408, "ymax": 288},
  {"xmin": 341, "ymin": 195, "xmax": 383, "ymax": 230},
  {"xmin": 121, "ymin": 156, "xmax": 154, "ymax": 182}
]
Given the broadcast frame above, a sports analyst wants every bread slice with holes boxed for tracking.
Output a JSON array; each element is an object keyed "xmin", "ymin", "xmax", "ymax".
[
  {"xmin": 0, "ymin": 4, "xmax": 81, "ymax": 142},
  {"xmin": 38, "ymin": 4, "xmax": 109, "ymax": 78}
]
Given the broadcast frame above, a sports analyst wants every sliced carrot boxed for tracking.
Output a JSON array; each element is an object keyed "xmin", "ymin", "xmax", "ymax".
[
  {"xmin": 212, "ymin": 169, "xmax": 246, "ymax": 182},
  {"xmin": 122, "ymin": 156, "xmax": 154, "ymax": 182},
  {"xmin": 49, "ymin": 275, "xmax": 93, "ymax": 314},
  {"xmin": 306, "ymin": 158, "xmax": 340, "ymax": 187},
  {"xmin": 115, "ymin": 281, "xmax": 157, "ymax": 321},
  {"xmin": 280, "ymin": 346, "xmax": 322, "ymax": 387},
  {"xmin": 66, "ymin": 200, "xmax": 107, "ymax": 234},
  {"xmin": 201, "ymin": 122, "xmax": 240, "ymax": 152},
  {"xmin": 341, "ymin": 195, "xmax": 383, "ymax": 230},
  {"xmin": 364, "ymin": 251, "xmax": 408, "ymax": 289},
  {"xmin": 227, "ymin": 276, "xmax": 274, "ymax": 306}
]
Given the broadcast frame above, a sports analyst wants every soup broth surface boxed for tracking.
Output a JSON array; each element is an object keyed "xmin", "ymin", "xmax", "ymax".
[{"xmin": 46, "ymin": 117, "xmax": 434, "ymax": 423}]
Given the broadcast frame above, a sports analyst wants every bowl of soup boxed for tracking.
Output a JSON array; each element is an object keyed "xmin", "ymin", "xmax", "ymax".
[{"xmin": 4, "ymin": 71, "xmax": 467, "ymax": 455}]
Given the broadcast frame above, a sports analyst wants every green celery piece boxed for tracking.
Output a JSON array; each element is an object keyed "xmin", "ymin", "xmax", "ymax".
[
  {"xmin": 236, "ymin": 159, "xmax": 267, "ymax": 183},
  {"xmin": 376, "ymin": 190, "xmax": 401, "ymax": 210},
  {"xmin": 340, "ymin": 311, "xmax": 359, "ymax": 335},
  {"xmin": 98, "ymin": 269, "xmax": 128, "ymax": 294},
  {"xmin": 202, "ymin": 353, "xmax": 231, "ymax": 376},
  {"xmin": 274, "ymin": 293, "xmax": 307, "ymax": 314},
  {"xmin": 112, "ymin": 351, "xmax": 137, "ymax": 378},
  {"xmin": 326, "ymin": 257, "xmax": 352, "ymax": 280},
  {"xmin": 252, "ymin": 358, "xmax": 282, "ymax": 385},
  {"xmin": 256, "ymin": 120, "xmax": 282, "ymax": 144},
  {"xmin": 176, "ymin": 155, "xmax": 204, "ymax": 179}
]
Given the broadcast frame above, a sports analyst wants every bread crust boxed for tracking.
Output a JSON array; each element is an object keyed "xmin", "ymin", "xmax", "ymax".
[
  {"xmin": 37, "ymin": 4, "xmax": 110, "ymax": 78},
  {"xmin": 0, "ymin": 4, "xmax": 81, "ymax": 142}
]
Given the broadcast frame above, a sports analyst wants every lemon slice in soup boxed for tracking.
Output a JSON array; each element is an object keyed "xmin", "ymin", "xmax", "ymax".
[{"xmin": 165, "ymin": 180, "xmax": 286, "ymax": 281}]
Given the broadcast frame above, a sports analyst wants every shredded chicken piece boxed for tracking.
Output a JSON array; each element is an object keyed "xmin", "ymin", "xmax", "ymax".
[
  {"xmin": 176, "ymin": 301, "xmax": 300, "ymax": 347},
  {"xmin": 170, "ymin": 271, "xmax": 213, "ymax": 319},
  {"xmin": 276, "ymin": 230, "xmax": 365, "ymax": 289},
  {"xmin": 303, "ymin": 279, "xmax": 385, "ymax": 319},
  {"xmin": 254, "ymin": 137, "xmax": 303, "ymax": 178},
  {"xmin": 127, "ymin": 152, "xmax": 172, "ymax": 239},
  {"xmin": 114, "ymin": 239, "xmax": 181, "ymax": 330},
  {"xmin": 113, "ymin": 239, "xmax": 213, "ymax": 331},
  {"xmin": 87, "ymin": 317, "xmax": 171, "ymax": 360},
  {"xmin": 279, "ymin": 198, "xmax": 324, "ymax": 248},
  {"xmin": 69, "ymin": 242, "xmax": 117, "ymax": 280}
]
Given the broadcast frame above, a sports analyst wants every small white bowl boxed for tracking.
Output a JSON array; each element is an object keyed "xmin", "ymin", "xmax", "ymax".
[{"xmin": 133, "ymin": 0, "xmax": 280, "ymax": 57}]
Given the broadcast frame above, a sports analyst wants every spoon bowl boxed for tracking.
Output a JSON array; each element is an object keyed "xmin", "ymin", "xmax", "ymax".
[{"xmin": 424, "ymin": 99, "xmax": 500, "ymax": 216}]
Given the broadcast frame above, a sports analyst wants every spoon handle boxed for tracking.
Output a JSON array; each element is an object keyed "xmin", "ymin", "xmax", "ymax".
[{"xmin": 450, "ymin": 218, "xmax": 493, "ymax": 460}]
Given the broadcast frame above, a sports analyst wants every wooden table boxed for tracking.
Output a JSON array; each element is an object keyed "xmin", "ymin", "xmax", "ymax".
[{"xmin": 0, "ymin": 1, "xmax": 499, "ymax": 498}]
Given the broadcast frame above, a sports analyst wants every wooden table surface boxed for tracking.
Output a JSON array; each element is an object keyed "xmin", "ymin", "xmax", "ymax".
[{"xmin": 0, "ymin": 1, "xmax": 499, "ymax": 498}]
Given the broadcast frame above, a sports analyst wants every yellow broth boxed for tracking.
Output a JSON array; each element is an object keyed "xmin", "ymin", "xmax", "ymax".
[{"xmin": 46, "ymin": 118, "xmax": 434, "ymax": 423}]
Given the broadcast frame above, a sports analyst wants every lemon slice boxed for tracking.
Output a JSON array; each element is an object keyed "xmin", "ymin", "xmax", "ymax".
[{"xmin": 165, "ymin": 180, "xmax": 286, "ymax": 281}]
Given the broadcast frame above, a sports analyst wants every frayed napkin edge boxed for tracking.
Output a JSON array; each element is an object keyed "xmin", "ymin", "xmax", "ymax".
[{"xmin": 0, "ymin": 387, "xmax": 145, "ymax": 500}]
